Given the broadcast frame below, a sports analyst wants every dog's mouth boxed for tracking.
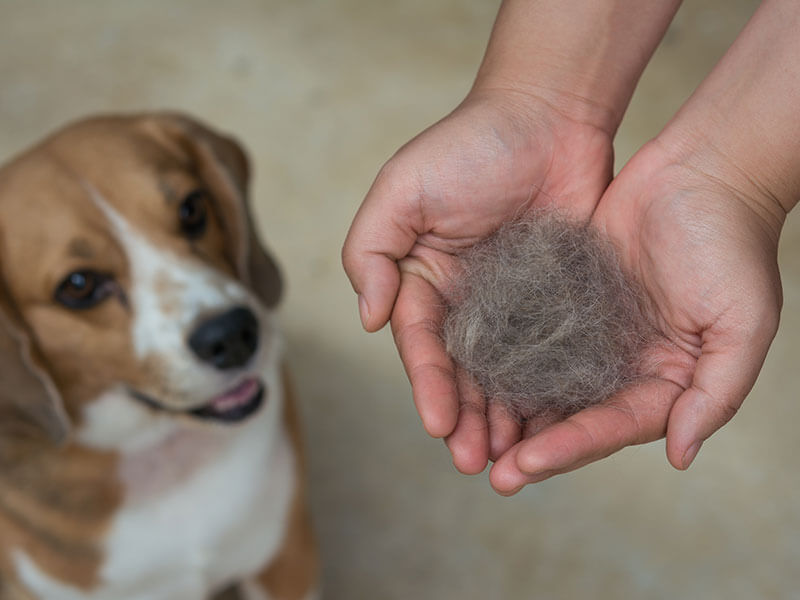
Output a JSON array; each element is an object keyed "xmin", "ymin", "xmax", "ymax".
[
  {"xmin": 190, "ymin": 378, "xmax": 265, "ymax": 422},
  {"xmin": 129, "ymin": 377, "xmax": 265, "ymax": 423}
]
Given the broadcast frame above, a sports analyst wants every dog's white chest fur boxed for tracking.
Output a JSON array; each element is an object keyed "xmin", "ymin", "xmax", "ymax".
[{"xmin": 14, "ymin": 370, "xmax": 294, "ymax": 600}]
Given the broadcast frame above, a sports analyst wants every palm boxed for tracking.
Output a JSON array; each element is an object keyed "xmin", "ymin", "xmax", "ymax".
[
  {"xmin": 605, "ymin": 147, "xmax": 780, "ymax": 375},
  {"xmin": 488, "ymin": 144, "xmax": 784, "ymax": 494}
]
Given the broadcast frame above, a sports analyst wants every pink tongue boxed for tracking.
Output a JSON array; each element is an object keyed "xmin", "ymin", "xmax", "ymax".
[{"xmin": 210, "ymin": 379, "xmax": 259, "ymax": 412}]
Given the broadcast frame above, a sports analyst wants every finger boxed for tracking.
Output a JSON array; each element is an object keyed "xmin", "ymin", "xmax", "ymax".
[
  {"xmin": 665, "ymin": 319, "xmax": 777, "ymax": 470},
  {"xmin": 341, "ymin": 163, "xmax": 424, "ymax": 332},
  {"xmin": 445, "ymin": 369, "xmax": 489, "ymax": 474},
  {"xmin": 487, "ymin": 402, "xmax": 522, "ymax": 461},
  {"xmin": 391, "ymin": 271, "xmax": 459, "ymax": 438},
  {"xmin": 488, "ymin": 378, "xmax": 681, "ymax": 495}
]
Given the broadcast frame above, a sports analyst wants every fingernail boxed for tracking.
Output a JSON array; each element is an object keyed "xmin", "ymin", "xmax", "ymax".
[
  {"xmin": 358, "ymin": 294, "xmax": 370, "ymax": 329},
  {"xmin": 682, "ymin": 440, "xmax": 703, "ymax": 469}
]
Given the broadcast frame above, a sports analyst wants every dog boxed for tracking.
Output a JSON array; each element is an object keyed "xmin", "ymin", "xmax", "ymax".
[{"xmin": 0, "ymin": 113, "xmax": 318, "ymax": 599}]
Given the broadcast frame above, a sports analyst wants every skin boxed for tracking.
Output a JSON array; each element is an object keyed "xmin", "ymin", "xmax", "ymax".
[
  {"xmin": 343, "ymin": 0, "xmax": 800, "ymax": 494},
  {"xmin": 493, "ymin": 0, "xmax": 798, "ymax": 493}
]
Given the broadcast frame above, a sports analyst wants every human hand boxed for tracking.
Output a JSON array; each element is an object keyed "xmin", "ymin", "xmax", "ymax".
[
  {"xmin": 490, "ymin": 0, "xmax": 800, "ymax": 494},
  {"xmin": 489, "ymin": 141, "xmax": 787, "ymax": 494},
  {"xmin": 342, "ymin": 88, "xmax": 615, "ymax": 473},
  {"xmin": 343, "ymin": 0, "xmax": 684, "ymax": 477}
]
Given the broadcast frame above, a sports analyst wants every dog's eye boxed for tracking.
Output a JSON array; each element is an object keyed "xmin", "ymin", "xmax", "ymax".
[
  {"xmin": 54, "ymin": 270, "xmax": 113, "ymax": 310},
  {"xmin": 179, "ymin": 189, "xmax": 208, "ymax": 239}
]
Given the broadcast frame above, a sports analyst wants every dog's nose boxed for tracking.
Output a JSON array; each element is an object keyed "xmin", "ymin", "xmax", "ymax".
[{"xmin": 188, "ymin": 307, "xmax": 259, "ymax": 369}]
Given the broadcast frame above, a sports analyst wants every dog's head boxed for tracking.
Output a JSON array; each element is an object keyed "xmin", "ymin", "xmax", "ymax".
[{"xmin": 0, "ymin": 113, "xmax": 283, "ymax": 448}]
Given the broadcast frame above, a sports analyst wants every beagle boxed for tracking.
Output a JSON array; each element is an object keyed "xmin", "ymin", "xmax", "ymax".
[{"xmin": 0, "ymin": 114, "xmax": 318, "ymax": 599}]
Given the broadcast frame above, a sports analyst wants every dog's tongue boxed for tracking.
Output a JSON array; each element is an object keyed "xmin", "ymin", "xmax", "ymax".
[{"xmin": 210, "ymin": 378, "xmax": 260, "ymax": 413}]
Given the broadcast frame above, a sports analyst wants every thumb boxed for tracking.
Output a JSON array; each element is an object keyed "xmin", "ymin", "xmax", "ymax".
[
  {"xmin": 342, "ymin": 163, "xmax": 424, "ymax": 332},
  {"xmin": 665, "ymin": 313, "xmax": 778, "ymax": 470}
]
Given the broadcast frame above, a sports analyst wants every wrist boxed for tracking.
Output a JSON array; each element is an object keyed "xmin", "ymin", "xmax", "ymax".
[
  {"xmin": 470, "ymin": 75, "xmax": 620, "ymax": 138},
  {"xmin": 652, "ymin": 0, "xmax": 800, "ymax": 216},
  {"xmin": 651, "ymin": 128, "xmax": 788, "ymax": 239},
  {"xmin": 472, "ymin": 0, "xmax": 683, "ymax": 136}
]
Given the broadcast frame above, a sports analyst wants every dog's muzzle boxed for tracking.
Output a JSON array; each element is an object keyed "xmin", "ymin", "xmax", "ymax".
[
  {"xmin": 128, "ymin": 305, "xmax": 267, "ymax": 423},
  {"xmin": 188, "ymin": 306, "xmax": 259, "ymax": 370}
]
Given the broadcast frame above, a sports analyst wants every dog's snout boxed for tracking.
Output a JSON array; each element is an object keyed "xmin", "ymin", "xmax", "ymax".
[{"xmin": 188, "ymin": 307, "xmax": 259, "ymax": 369}]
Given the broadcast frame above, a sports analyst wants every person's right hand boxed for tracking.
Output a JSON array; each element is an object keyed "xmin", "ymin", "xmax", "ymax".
[{"xmin": 342, "ymin": 87, "xmax": 615, "ymax": 474}]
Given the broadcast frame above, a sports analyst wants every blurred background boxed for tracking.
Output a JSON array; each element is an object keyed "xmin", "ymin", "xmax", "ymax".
[{"xmin": 1, "ymin": 1, "xmax": 797, "ymax": 598}]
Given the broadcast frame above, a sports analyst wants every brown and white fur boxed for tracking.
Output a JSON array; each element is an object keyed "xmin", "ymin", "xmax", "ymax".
[{"xmin": 0, "ymin": 114, "xmax": 318, "ymax": 599}]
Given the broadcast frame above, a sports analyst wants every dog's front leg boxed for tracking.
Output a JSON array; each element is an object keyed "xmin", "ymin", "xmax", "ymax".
[
  {"xmin": 237, "ymin": 368, "xmax": 319, "ymax": 600},
  {"xmin": 238, "ymin": 481, "xmax": 319, "ymax": 600}
]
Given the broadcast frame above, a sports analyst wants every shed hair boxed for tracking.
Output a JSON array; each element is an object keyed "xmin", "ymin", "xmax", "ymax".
[{"xmin": 442, "ymin": 211, "xmax": 656, "ymax": 421}]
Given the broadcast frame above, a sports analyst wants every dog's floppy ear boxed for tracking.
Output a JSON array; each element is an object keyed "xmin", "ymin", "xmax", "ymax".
[
  {"xmin": 0, "ymin": 279, "xmax": 71, "ymax": 444},
  {"xmin": 141, "ymin": 112, "xmax": 283, "ymax": 308}
]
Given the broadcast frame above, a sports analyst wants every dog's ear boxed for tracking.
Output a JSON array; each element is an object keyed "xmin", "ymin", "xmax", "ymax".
[
  {"xmin": 141, "ymin": 112, "xmax": 283, "ymax": 308},
  {"xmin": 0, "ymin": 279, "xmax": 71, "ymax": 444}
]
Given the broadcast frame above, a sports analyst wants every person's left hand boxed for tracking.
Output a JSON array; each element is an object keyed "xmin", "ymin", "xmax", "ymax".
[{"xmin": 488, "ymin": 141, "xmax": 786, "ymax": 494}]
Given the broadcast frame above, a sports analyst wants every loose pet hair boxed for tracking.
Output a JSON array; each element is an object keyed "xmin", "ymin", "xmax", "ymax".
[{"xmin": 442, "ymin": 211, "xmax": 657, "ymax": 421}]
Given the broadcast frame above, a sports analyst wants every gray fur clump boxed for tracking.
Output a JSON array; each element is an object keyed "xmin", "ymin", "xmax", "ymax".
[{"xmin": 442, "ymin": 212, "xmax": 655, "ymax": 421}]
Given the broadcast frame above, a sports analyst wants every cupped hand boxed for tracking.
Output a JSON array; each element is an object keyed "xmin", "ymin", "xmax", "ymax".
[
  {"xmin": 342, "ymin": 89, "xmax": 615, "ymax": 474},
  {"xmin": 490, "ymin": 142, "xmax": 786, "ymax": 494}
]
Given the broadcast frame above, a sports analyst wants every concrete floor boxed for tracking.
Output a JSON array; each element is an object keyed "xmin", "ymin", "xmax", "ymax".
[{"xmin": 2, "ymin": 1, "xmax": 798, "ymax": 598}]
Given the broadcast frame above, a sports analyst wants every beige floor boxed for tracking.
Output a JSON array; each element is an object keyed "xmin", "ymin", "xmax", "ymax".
[{"xmin": 2, "ymin": 1, "xmax": 798, "ymax": 598}]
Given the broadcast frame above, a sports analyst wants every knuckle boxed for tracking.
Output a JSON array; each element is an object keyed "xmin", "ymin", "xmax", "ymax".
[
  {"xmin": 409, "ymin": 360, "xmax": 455, "ymax": 385},
  {"xmin": 371, "ymin": 156, "xmax": 422, "ymax": 208},
  {"xmin": 717, "ymin": 397, "xmax": 741, "ymax": 423},
  {"xmin": 392, "ymin": 316, "xmax": 441, "ymax": 351},
  {"xmin": 340, "ymin": 241, "xmax": 358, "ymax": 275},
  {"xmin": 563, "ymin": 418, "xmax": 599, "ymax": 455},
  {"xmin": 374, "ymin": 156, "xmax": 405, "ymax": 186},
  {"xmin": 694, "ymin": 383, "xmax": 741, "ymax": 428}
]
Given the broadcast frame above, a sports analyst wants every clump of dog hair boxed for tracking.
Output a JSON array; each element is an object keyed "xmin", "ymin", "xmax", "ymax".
[{"xmin": 442, "ymin": 211, "xmax": 656, "ymax": 421}]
